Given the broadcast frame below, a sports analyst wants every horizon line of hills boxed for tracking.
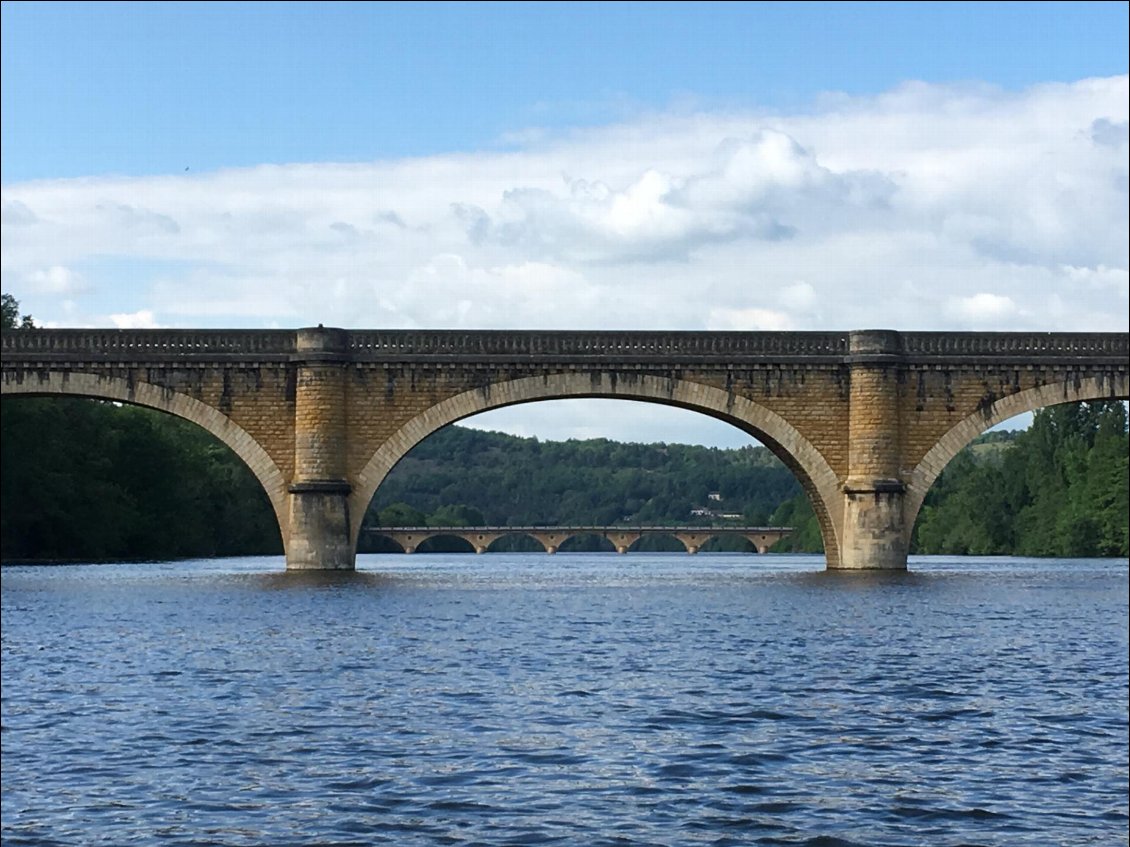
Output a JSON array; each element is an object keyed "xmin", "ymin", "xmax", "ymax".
[{"xmin": 1, "ymin": 397, "xmax": 1126, "ymax": 560}]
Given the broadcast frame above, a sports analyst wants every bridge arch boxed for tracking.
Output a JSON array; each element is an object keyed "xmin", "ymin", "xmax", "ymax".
[
  {"xmin": 905, "ymin": 374, "xmax": 1130, "ymax": 537},
  {"xmin": 405, "ymin": 532, "xmax": 478, "ymax": 554},
  {"xmin": 1, "ymin": 371, "xmax": 291, "ymax": 549},
  {"xmin": 349, "ymin": 372, "xmax": 843, "ymax": 563},
  {"xmin": 627, "ymin": 531, "xmax": 693, "ymax": 553}
]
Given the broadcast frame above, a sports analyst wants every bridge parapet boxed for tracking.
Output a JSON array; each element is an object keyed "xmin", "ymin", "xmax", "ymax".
[
  {"xmin": 7, "ymin": 328, "xmax": 1125, "ymax": 365},
  {"xmin": 1, "ymin": 328, "xmax": 297, "ymax": 361},
  {"xmin": 344, "ymin": 329, "xmax": 850, "ymax": 362},
  {"xmin": 900, "ymin": 332, "xmax": 1128, "ymax": 360}
]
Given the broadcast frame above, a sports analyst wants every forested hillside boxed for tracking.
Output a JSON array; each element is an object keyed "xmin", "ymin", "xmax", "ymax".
[{"xmin": 367, "ymin": 427, "xmax": 799, "ymax": 526}]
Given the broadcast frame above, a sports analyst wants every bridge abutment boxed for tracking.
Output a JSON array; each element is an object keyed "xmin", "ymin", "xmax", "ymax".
[
  {"xmin": 286, "ymin": 327, "xmax": 355, "ymax": 570},
  {"xmin": 839, "ymin": 330, "xmax": 910, "ymax": 570}
]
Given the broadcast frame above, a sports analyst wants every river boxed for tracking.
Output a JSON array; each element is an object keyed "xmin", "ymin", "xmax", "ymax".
[{"xmin": 2, "ymin": 554, "xmax": 1127, "ymax": 846}]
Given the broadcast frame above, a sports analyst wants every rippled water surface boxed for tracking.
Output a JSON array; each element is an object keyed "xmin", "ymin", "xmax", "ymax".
[{"xmin": 3, "ymin": 554, "xmax": 1127, "ymax": 846}]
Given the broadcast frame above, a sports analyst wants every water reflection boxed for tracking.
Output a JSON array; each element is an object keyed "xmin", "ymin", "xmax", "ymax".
[{"xmin": 253, "ymin": 569, "xmax": 400, "ymax": 592}]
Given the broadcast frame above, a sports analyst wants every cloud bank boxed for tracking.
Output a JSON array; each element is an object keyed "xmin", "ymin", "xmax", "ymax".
[
  {"xmin": 3, "ymin": 76, "xmax": 1126, "ymax": 335},
  {"xmin": 2, "ymin": 77, "xmax": 1126, "ymax": 444}
]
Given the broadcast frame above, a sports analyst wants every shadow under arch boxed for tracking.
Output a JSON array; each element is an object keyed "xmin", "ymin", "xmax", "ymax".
[
  {"xmin": 1, "ymin": 371, "xmax": 290, "ymax": 551},
  {"xmin": 349, "ymin": 372, "xmax": 843, "ymax": 564},
  {"xmin": 624, "ymin": 532, "xmax": 692, "ymax": 553},
  {"xmin": 558, "ymin": 533, "xmax": 618, "ymax": 554},
  {"xmin": 413, "ymin": 534, "xmax": 477, "ymax": 554},
  {"xmin": 905, "ymin": 374, "xmax": 1130, "ymax": 538}
]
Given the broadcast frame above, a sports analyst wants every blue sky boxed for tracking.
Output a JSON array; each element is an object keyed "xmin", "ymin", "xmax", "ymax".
[
  {"xmin": 2, "ymin": 2, "xmax": 1127, "ymax": 446},
  {"xmin": 3, "ymin": 2, "xmax": 1126, "ymax": 180}
]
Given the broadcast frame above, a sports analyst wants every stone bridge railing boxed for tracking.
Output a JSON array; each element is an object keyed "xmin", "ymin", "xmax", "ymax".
[
  {"xmin": 900, "ymin": 332, "xmax": 1128, "ymax": 360},
  {"xmin": 4, "ymin": 328, "xmax": 1127, "ymax": 365},
  {"xmin": 0, "ymin": 329, "xmax": 297, "ymax": 361},
  {"xmin": 344, "ymin": 330, "xmax": 850, "ymax": 360}
]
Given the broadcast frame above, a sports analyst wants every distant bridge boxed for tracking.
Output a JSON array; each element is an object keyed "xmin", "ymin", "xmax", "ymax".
[{"xmin": 366, "ymin": 526, "xmax": 793, "ymax": 554}]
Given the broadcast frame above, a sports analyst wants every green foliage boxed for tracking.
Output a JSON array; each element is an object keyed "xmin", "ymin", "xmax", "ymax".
[
  {"xmin": 1, "ymin": 398, "xmax": 282, "ymax": 560},
  {"xmin": 766, "ymin": 495, "xmax": 824, "ymax": 553},
  {"xmin": 427, "ymin": 503, "xmax": 485, "ymax": 527},
  {"xmin": 356, "ymin": 429, "xmax": 805, "ymax": 553},
  {"xmin": 366, "ymin": 427, "xmax": 802, "ymax": 530},
  {"xmin": 1, "ymin": 293, "xmax": 18, "ymax": 329},
  {"xmin": 376, "ymin": 502, "xmax": 427, "ymax": 526},
  {"xmin": 913, "ymin": 402, "xmax": 1128, "ymax": 557},
  {"xmin": 1, "ymin": 292, "xmax": 35, "ymax": 329}
]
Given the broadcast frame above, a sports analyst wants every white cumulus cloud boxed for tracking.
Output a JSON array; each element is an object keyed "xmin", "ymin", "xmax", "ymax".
[
  {"xmin": 109, "ymin": 309, "xmax": 161, "ymax": 329},
  {"xmin": 26, "ymin": 265, "xmax": 88, "ymax": 295},
  {"xmin": 946, "ymin": 292, "xmax": 1019, "ymax": 324},
  {"xmin": 1, "ymin": 75, "xmax": 1125, "ymax": 340}
]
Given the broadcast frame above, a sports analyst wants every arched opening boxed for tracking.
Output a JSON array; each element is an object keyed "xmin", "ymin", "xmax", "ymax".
[
  {"xmin": 414, "ymin": 534, "xmax": 477, "ymax": 554},
  {"xmin": 0, "ymin": 393, "xmax": 285, "ymax": 561},
  {"xmin": 501, "ymin": 533, "xmax": 548, "ymax": 553},
  {"xmin": 909, "ymin": 397, "xmax": 1128, "ymax": 557},
  {"xmin": 559, "ymin": 533, "xmax": 618, "ymax": 554},
  {"xmin": 692, "ymin": 535, "xmax": 760, "ymax": 554},
  {"xmin": 626, "ymin": 534, "xmax": 688, "ymax": 553},
  {"xmin": 357, "ymin": 394, "xmax": 830, "ymax": 559}
]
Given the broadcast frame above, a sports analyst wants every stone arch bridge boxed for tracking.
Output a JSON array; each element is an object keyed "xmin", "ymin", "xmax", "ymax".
[
  {"xmin": 369, "ymin": 526, "xmax": 792, "ymax": 555},
  {"xmin": 2, "ymin": 328, "xmax": 1126, "ymax": 570}
]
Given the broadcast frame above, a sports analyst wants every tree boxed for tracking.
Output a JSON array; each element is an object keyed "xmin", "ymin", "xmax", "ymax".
[
  {"xmin": 427, "ymin": 503, "xmax": 485, "ymax": 527},
  {"xmin": 1, "ymin": 293, "xmax": 34, "ymax": 329},
  {"xmin": 377, "ymin": 502, "xmax": 427, "ymax": 526},
  {"xmin": 1, "ymin": 293, "xmax": 17, "ymax": 328}
]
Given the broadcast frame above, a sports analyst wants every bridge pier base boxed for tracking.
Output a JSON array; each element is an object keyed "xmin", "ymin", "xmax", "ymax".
[
  {"xmin": 287, "ymin": 482, "xmax": 354, "ymax": 570},
  {"xmin": 839, "ymin": 481, "xmax": 909, "ymax": 570}
]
